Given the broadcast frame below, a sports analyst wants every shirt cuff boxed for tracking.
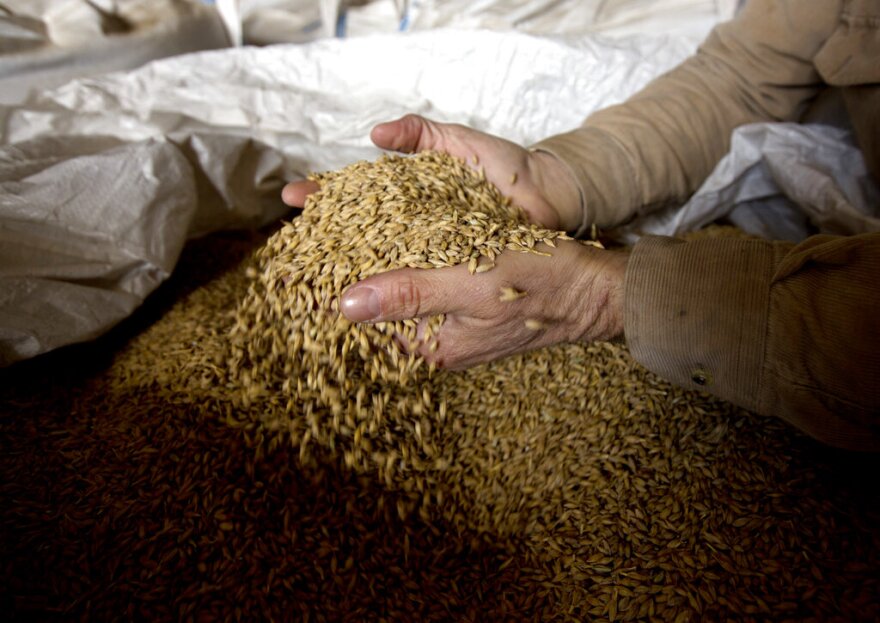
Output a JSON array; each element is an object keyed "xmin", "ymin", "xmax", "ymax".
[{"xmin": 624, "ymin": 235, "xmax": 774, "ymax": 412}]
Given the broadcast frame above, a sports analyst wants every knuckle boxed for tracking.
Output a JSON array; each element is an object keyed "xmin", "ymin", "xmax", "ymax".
[{"xmin": 390, "ymin": 276, "xmax": 424, "ymax": 317}]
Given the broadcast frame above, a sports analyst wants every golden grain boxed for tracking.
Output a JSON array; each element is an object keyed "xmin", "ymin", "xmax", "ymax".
[{"xmin": 499, "ymin": 286, "xmax": 527, "ymax": 302}]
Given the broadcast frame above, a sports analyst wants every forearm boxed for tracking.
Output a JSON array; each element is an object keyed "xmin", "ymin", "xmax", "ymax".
[
  {"xmin": 534, "ymin": 0, "xmax": 841, "ymax": 235},
  {"xmin": 624, "ymin": 231, "xmax": 880, "ymax": 451}
]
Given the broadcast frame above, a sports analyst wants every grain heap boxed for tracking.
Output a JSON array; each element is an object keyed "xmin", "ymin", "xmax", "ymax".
[{"xmin": 2, "ymin": 228, "xmax": 879, "ymax": 621}]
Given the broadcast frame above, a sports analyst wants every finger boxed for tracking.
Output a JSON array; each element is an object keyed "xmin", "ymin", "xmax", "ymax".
[
  {"xmin": 341, "ymin": 265, "xmax": 467, "ymax": 323},
  {"xmin": 390, "ymin": 317, "xmax": 430, "ymax": 355},
  {"xmin": 370, "ymin": 114, "xmax": 443, "ymax": 154},
  {"xmin": 281, "ymin": 180, "xmax": 320, "ymax": 207}
]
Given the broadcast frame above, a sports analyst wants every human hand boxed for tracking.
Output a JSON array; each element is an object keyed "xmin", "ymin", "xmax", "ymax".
[
  {"xmin": 340, "ymin": 240, "xmax": 628, "ymax": 370},
  {"xmin": 281, "ymin": 114, "xmax": 583, "ymax": 231}
]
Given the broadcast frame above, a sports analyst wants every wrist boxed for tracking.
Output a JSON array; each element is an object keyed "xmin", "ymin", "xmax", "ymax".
[
  {"xmin": 526, "ymin": 149, "xmax": 584, "ymax": 233},
  {"xmin": 569, "ymin": 245, "xmax": 628, "ymax": 344}
]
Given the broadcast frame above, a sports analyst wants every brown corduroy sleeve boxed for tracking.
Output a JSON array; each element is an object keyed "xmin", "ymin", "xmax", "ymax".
[
  {"xmin": 625, "ymin": 232, "xmax": 880, "ymax": 451},
  {"xmin": 532, "ymin": 0, "xmax": 842, "ymax": 236}
]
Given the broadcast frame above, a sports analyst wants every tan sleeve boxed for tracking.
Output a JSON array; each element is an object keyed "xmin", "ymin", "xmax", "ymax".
[
  {"xmin": 533, "ymin": 0, "xmax": 842, "ymax": 236},
  {"xmin": 624, "ymin": 232, "xmax": 880, "ymax": 451}
]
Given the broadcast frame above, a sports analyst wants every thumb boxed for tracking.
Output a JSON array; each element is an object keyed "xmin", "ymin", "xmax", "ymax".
[
  {"xmin": 281, "ymin": 180, "xmax": 320, "ymax": 207},
  {"xmin": 341, "ymin": 266, "xmax": 463, "ymax": 322},
  {"xmin": 370, "ymin": 114, "xmax": 443, "ymax": 154}
]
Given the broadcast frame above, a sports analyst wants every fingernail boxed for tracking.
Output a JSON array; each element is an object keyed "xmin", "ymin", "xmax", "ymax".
[{"xmin": 342, "ymin": 285, "xmax": 381, "ymax": 322}]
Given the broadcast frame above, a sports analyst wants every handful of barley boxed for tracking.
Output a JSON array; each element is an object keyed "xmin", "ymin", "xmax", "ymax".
[{"xmin": 228, "ymin": 151, "xmax": 568, "ymax": 473}]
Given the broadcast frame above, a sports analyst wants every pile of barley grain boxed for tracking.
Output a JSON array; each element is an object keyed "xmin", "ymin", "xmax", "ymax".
[{"xmin": 1, "ymin": 170, "xmax": 879, "ymax": 620}]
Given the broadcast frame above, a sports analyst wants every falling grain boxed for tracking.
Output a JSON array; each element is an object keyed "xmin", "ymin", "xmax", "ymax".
[{"xmin": 499, "ymin": 286, "xmax": 527, "ymax": 302}]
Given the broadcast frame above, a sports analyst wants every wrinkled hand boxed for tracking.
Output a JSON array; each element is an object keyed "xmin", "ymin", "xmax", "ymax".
[
  {"xmin": 282, "ymin": 114, "xmax": 582, "ymax": 231},
  {"xmin": 341, "ymin": 240, "xmax": 627, "ymax": 370}
]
